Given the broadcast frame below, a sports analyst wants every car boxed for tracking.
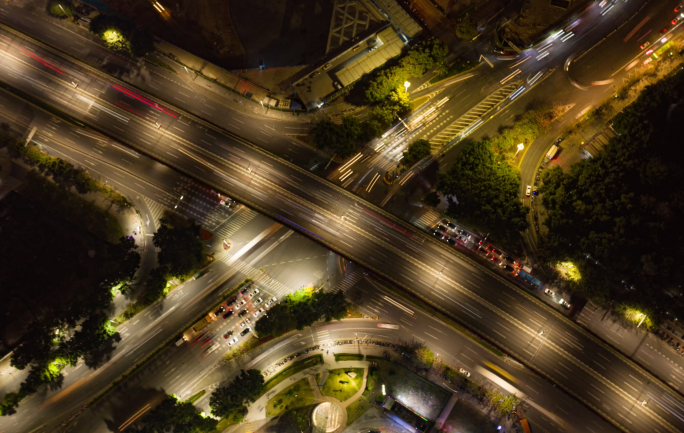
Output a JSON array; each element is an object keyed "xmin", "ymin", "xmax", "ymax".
[
  {"xmin": 559, "ymin": 299, "xmax": 571, "ymax": 310},
  {"xmin": 240, "ymin": 328, "xmax": 251, "ymax": 336},
  {"xmin": 222, "ymin": 310, "xmax": 234, "ymax": 320},
  {"xmin": 504, "ymin": 256, "xmax": 516, "ymax": 264},
  {"xmin": 446, "ymin": 238, "xmax": 456, "ymax": 246},
  {"xmin": 240, "ymin": 287, "xmax": 249, "ymax": 295},
  {"xmin": 676, "ymin": 5, "xmax": 683, "ymax": 13},
  {"xmin": 493, "ymin": 47, "xmax": 511, "ymax": 55},
  {"xmin": 646, "ymin": 48, "xmax": 654, "ymax": 55},
  {"xmin": 441, "ymin": 234, "xmax": 451, "ymax": 242},
  {"xmin": 238, "ymin": 299, "xmax": 247, "ymax": 307},
  {"xmin": 503, "ymin": 265, "xmax": 515, "ymax": 272},
  {"xmin": 266, "ymin": 297, "xmax": 277, "ymax": 307},
  {"xmin": 477, "ymin": 246, "xmax": 488, "ymax": 255},
  {"xmin": 254, "ymin": 297, "xmax": 263, "ymax": 305},
  {"xmin": 446, "ymin": 221, "xmax": 456, "ymax": 230},
  {"xmin": 437, "ymin": 224, "xmax": 447, "ymax": 232},
  {"xmin": 250, "ymin": 288, "xmax": 260, "ymax": 297},
  {"xmin": 310, "ymin": 71, "xmax": 320, "ymax": 78},
  {"xmin": 333, "ymin": 81, "xmax": 342, "ymax": 90},
  {"xmin": 533, "ymin": 186, "xmax": 538, "ymax": 195},
  {"xmin": 227, "ymin": 337, "xmax": 239, "ymax": 346},
  {"xmin": 214, "ymin": 306, "xmax": 226, "ymax": 316},
  {"xmin": 640, "ymin": 42, "xmax": 650, "ymax": 50},
  {"xmin": 430, "ymin": 229, "xmax": 441, "ymax": 237},
  {"xmin": 488, "ymin": 246, "xmax": 499, "ymax": 255},
  {"xmin": 223, "ymin": 331, "xmax": 234, "ymax": 339},
  {"xmin": 240, "ymin": 318, "xmax": 251, "ymax": 327},
  {"xmin": 661, "ymin": 27, "xmax": 668, "ymax": 34},
  {"xmin": 490, "ymin": 256, "xmax": 500, "ymax": 263},
  {"xmin": 238, "ymin": 310, "xmax": 248, "ymax": 317},
  {"xmin": 526, "ymin": 185, "xmax": 532, "ymax": 197},
  {"xmin": 323, "ymin": 62, "xmax": 332, "ymax": 70},
  {"xmin": 226, "ymin": 297, "xmax": 237, "ymax": 306},
  {"xmin": 459, "ymin": 368, "xmax": 471, "ymax": 377},
  {"xmin": 544, "ymin": 288, "xmax": 555, "ymax": 297},
  {"xmin": 254, "ymin": 308, "xmax": 265, "ymax": 318}
]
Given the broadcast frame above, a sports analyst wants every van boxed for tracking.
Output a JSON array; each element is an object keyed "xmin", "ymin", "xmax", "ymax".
[{"xmin": 323, "ymin": 62, "xmax": 332, "ymax": 70}]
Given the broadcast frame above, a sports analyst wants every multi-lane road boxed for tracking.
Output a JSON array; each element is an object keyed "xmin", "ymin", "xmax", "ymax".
[{"xmin": 2, "ymin": 1, "xmax": 684, "ymax": 432}]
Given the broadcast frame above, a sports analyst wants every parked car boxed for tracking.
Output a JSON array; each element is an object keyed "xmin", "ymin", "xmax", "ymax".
[
  {"xmin": 459, "ymin": 368, "xmax": 471, "ymax": 377},
  {"xmin": 250, "ymin": 288, "xmax": 260, "ymax": 297},
  {"xmin": 544, "ymin": 288, "xmax": 555, "ymax": 297},
  {"xmin": 227, "ymin": 337, "xmax": 239, "ymax": 346},
  {"xmin": 526, "ymin": 185, "xmax": 532, "ymax": 197},
  {"xmin": 559, "ymin": 299, "xmax": 571, "ymax": 310},
  {"xmin": 222, "ymin": 310, "xmax": 234, "ymax": 320},
  {"xmin": 241, "ymin": 328, "xmax": 251, "ymax": 336},
  {"xmin": 223, "ymin": 331, "xmax": 234, "ymax": 339},
  {"xmin": 254, "ymin": 297, "xmax": 263, "ymax": 305},
  {"xmin": 214, "ymin": 306, "xmax": 225, "ymax": 316},
  {"xmin": 266, "ymin": 297, "xmax": 277, "ymax": 308},
  {"xmin": 238, "ymin": 310, "xmax": 248, "ymax": 317},
  {"xmin": 254, "ymin": 308, "xmax": 265, "ymax": 318}
]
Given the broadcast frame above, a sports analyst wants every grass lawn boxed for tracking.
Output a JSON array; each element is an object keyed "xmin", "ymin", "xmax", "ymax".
[
  {"xmin": 321, "ymin": 368, "xmax": 365, "ymax": 402},
  {"xmin": 264, "ymin": 355, "xmax": 323, "ymax": 393},
  {"xmin": 265, "ymin": 378, "xmax": 316, "ymax": 417},
  {"xmin": 442, "ymin": 399, "xmax": 497, "ymax": 432},
  {"xmin": 345, "ymin": 370, "xmax": 378, "ymax": 425}
]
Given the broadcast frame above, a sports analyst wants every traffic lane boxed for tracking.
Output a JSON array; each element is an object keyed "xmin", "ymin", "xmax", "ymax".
[
  {"xmin": 569, "ymin": 0, "xmax": 683, "ymax": 84},
  {"xmin": 1, "ymin": 23, "xmax": 684, "ymax": 432},
  {"xmin": 0, "ymin": 17, "xmax": 315, "ymax": 167}
]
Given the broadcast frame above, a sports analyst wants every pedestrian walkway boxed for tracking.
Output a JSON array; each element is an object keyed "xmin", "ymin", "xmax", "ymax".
[
  {"xmin": 215, "ymin": 257, "xmax": 291, "ymax": 297},
  {"xmin": 142, "ymin": 196, "xmax": 168, "ymax": 231},
  {"xmin": 214, "ymin": 207, "xmax": 259, "ymax": 241},
  {"xmin": 412, "ymin": 209, "xmax": 441, "ymax": 230},
  {"xmin": 332, "ymin": 270, "xmax": 363, "ymax": 294}
]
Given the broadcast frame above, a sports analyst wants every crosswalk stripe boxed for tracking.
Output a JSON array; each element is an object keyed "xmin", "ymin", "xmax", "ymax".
[
  {"xmin": 413, "ymin": 209, "xmax": 441, "ymax": 230},
  {"xmin": 215, "ymin": 208, "xmax": 259, "ymax": 240},
  {"xmin": 142, "ymin": 196, "xmax": 169, "ymax": 231},
  {"xmin": 332, "ymin": 270, "xmax": 363, "ymax": 293}
]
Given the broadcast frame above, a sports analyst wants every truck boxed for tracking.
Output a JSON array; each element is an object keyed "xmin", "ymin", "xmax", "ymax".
[
  {"xmin": 192, "ymin": 314, "xmax": 214, "ymax": 333},
  {"xmin": 545, "ymin": 144, "xmax": 559, "ymax": 160},
  {"xmin": 518, "ymin": 270, "xmax": 542, "ymax": 290}
]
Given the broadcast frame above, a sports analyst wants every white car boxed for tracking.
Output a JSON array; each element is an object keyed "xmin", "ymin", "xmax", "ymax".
[
  {"xmin": 559, "ymin": 299, "xmax": 571, "ymax": 309},
  {"xmin": 227, "ymin": 337, "xmax": 238, "ymax": 346},
  {"xmin": 266, "ymin": 297, "xmax": 277, "ymax": 307},
  {"xmin": 254, "ymin": 308, "xmax": 265, "ymax": 318},
  {"xmin": 544, "ymin": 288, "xmax": 555, "ymax": 297},
  {"xmin": 459, "ymin": 368, "xmax": 471, "ymax": 378},
  {"xmin": 526, "ymin": 185, "xmax": 532, "ymax": 197},
  {"xmin": 254, "ymin": 297, "xmax": 263, "ymax": 305},
  {"xmin": 250, "ymin": 288, "xmax": 260, "ymax": 297},
  {"xmin": 240, "ymin": 318, "xmax": 251, "ymax": 327}
]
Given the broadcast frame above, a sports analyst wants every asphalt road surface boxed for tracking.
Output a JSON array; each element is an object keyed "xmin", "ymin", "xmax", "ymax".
[{"xmin": 1, "ymin": 2, "xmax": 684, "ymax": 432}]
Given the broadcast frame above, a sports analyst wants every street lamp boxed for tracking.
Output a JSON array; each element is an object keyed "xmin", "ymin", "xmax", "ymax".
[
  {"xmin": 174, "ymin": 195, "xmax": 183, "ymax": 209},
  {"xmin": 515, "ymin": 143, "xmax": 524, "ymax": 156},
  {"xmin": 637, "ymin": 313, "xmax": 646, "ymax": 328},
  {"xmin": 403, "ymin": 81, "xmax": 411, "ymax": 94}
]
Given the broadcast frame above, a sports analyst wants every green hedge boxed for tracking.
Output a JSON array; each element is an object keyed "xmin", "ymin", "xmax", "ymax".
[
  {"xmin": 264, "ymin": 354, "xmax": 323, "ymax": 392},
  {"xmin": 334, "ymin": 353, "xmax": 364, "ymax": 361}
]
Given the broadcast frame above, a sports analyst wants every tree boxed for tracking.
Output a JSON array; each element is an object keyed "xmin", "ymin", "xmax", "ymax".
[
  {"xmin": 455, "ymin": 15, "xmax": 478, "ymax": 40},
  {"xmin": 209, "ymin": 369, "xmax": 264, "ymax": 418},
  {"xmin": 136, "ymin": 395, "xmax": 218, "ymax": 433},
  {"xmin": 143, "ymin": 266, "xmax": 169, "ymax": 304},
  {"xmin": 402, "ymin": 139, "xmax": 431, "ymax": 166},
  {"xmin": 311, "ymin": 118, "xmax": 362, "ymax": 158},
  {"xmin": 537, "ymin": 68, "xmax": 684, "ymax": 324},
  {"xmin": 48, "ymin": 1, "xmax": 73, "ymax": 19},
  {"xmin": 153, "ymin": 211, "xmax": 204, "ymax": 278},
  {"xmin": 437, "ymin": 141, "xmax": 529, "ymax": 246},
  {"xmin": 129, "ymin": 29, "xmax": 155, "ymax": 58},
  {"xmin": 424, "ymin": 191, "xmax": 441, "ymax": 208},
  {"xmin": 413, "ymin": 346, "xmax": 434, "ymax": 369}
]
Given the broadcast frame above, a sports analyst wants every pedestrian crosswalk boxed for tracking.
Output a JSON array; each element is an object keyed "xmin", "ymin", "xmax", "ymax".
[
  {"xmin": 577, "ymin": 300, "xmax": 600, "ymax": 327},
  {"xmin": 413, "ymin": 209, "xmax": 441, "ymax": 230},
  {"xmin": 332, "ymin": 270, "xmax": 363, "ymax": 293},
  {"xmin": 216, "ymin": 257, "xmax": 291, "ymax": 296},
  {"xmin": 142, "ymin": 196, "xmax": 169, "ymax": 231},
  {"xmin": 214, "ymin": 207, "xmax": 259, "ymax": 241},
  {"xmin": 306, "ymin": 154, "xmax": 329, "ymax": 171}
]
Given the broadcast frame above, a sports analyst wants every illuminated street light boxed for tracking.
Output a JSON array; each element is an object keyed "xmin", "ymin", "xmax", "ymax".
[
  {"xmin": 637, "ymin": 313, "xmax": 646, "ymax": 328},
  {"xmin": 515, "ymin": 143, "xmax": 524, "ymax": 156},
  {"xmin": 404, "ymin": 81, "xmax": 411, "ymax": 94}
]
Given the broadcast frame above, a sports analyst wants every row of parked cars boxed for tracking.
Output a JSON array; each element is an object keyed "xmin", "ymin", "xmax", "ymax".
[
  {"xmin": 430, "ymin": 219, "xmax": 472, "ymax": 246},
  {"xmin": 217, "ymin": 287, "xmax": 279, "ymax": 346},
  {"xmin": 476, "ymin": 242, "xmax": 520, "ymax": 272}
]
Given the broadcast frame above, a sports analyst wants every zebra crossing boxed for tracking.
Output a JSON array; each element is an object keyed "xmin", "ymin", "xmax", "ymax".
[
  {"xmin": 306, "ymin": 154, "xmax": 329, "ymax": 171},
  {"xmin": 331, "ymin": 270, "xmax": 363, "ymax": 293},
  {"xmin": 413, "ymin": 209, "xmax": 441, "ymax": 230},
  {"xmin": 142, "ymin": 196, "xmax": 169, "ymax": 231},
  {"xmin": 216, "ymin": 257, "xmax": 291, "ymax": 296},
  {"xmin": 214, "ymin": 208, "xmax": 259, "ymax": 241}
]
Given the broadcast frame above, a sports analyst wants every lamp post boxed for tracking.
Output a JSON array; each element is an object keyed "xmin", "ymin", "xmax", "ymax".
[
  {"xmin": 404, "ymin": 81, "xmax": 411, "ymax": 94},
  {"xmin": 515, "ymin": 143, "xmax": 524, "ymax": 156},
  {"xmin": 637, "ymin": 313, "xmax": 646, "ymax": 328},
  {"xmin": 174, "ymin": 195, "xmax": 183, "ymax": 209}
]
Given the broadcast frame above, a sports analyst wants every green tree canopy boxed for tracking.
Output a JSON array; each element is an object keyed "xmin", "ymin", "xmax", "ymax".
[
  {"xmin": 135, "ymin": 395, "xmax": 218, "ymax": 433},
  {"xmin": 437, "ymin": 141, "xmax": 529, "ymax": 245},
  {"xmin": 538, "ymin": 68, "xmax": 684, "ymax": 324},
  {"xmin": 402, "ymin": 139, "xmax": 432, "ymax": 166},
  {"xmin": 455, "ymin": 15, "xmax": 478, "ymax": 40},
  {"xmin": 255, "ymin": 289, "xmax": 349, "ymax": 337},
  {"xmin": 209, "ymin": 369, "xmax": 265, "ymax": 418},
  {"xmin": 311, "ymin": 117, "xmax": 364, "ymax": 158},
  {"xmin": 153, "ymin": 210, "xmax": 204, "ymax": 278}
]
